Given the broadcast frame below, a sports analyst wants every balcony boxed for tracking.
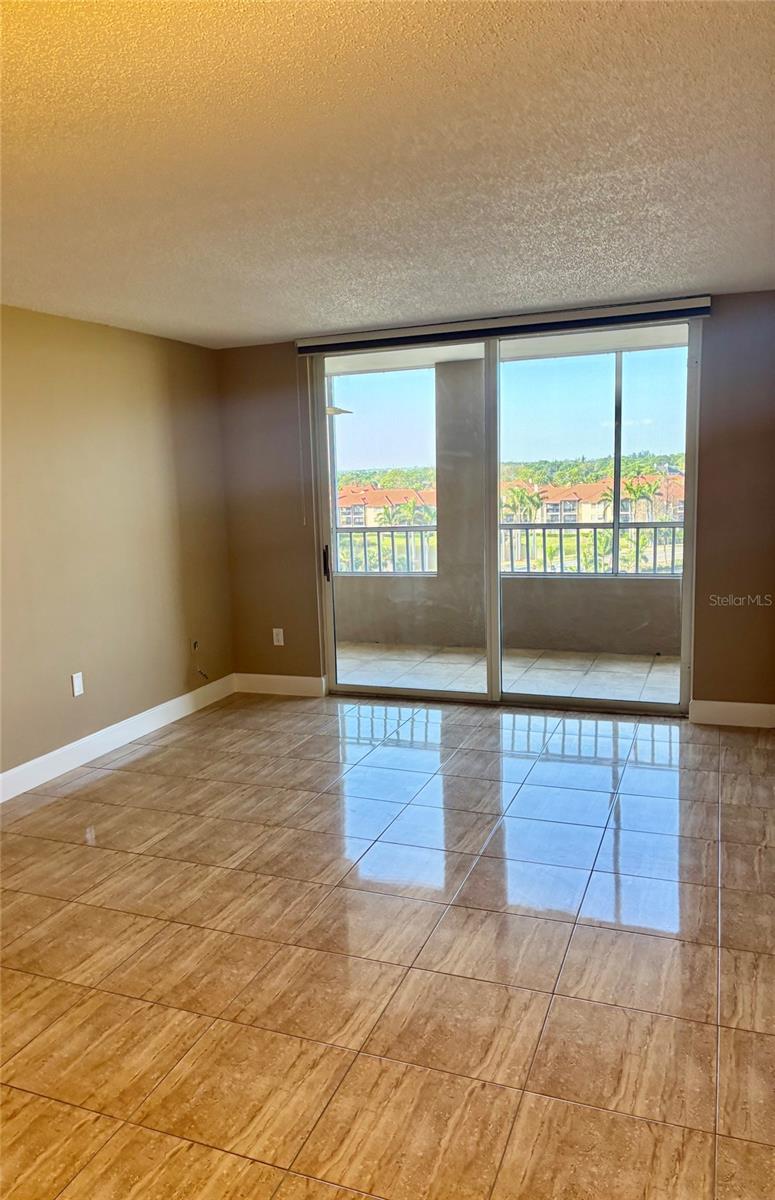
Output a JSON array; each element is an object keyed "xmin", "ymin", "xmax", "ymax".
[{"xmin": 332, "ymin": 520, "xmax": 683, "ymax": 661}]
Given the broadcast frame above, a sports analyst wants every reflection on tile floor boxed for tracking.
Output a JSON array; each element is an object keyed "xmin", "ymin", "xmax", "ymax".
[
  {"xmin": 336, "ymin": 642, "xmax": 681, "ymax": 702},
  {"xmin": 1, "ymin": 694, "xmax": 773, "ymax": 1199}
]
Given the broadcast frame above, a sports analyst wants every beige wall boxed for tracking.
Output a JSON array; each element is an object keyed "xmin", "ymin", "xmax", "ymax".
[
  {"xmin": 1, "ymin": 307, "xmax": 233, "ymax": 770},
  {"xmin": 692, "ymin": 291, "xmax": 775, "ymax": 704},
  {"xmin": 217, "ymin": 343, "xmax": 322, "ymax": 679}
]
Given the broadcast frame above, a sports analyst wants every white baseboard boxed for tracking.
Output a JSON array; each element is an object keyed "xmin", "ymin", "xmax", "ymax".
[
  {"xmin": 689, "ymin": 699, "xmax": 775, "ymax": 728},
  {"xmin": 234, "ymin": 673, "xmax": 328, "ymax": 697},
  {"xmin": 0, "ymin": 675, "xmax": 235, "ymax": 804},
  {"xmin": 1, "ymin": 671, "xmax": 333, "ymax": 804},
  {"xmin": 1, "ymin": 671, "xmax": 333, "ymax": 803}
]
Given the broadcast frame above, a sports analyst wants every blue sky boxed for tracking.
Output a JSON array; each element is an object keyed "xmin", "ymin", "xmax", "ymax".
[
  {"xmin": 331, "ymin": 369, "xmax": 437, "ymax": 471},
  {"xmin": 330, "ymin": 347, "xmax": 688, "ymax": 470}
]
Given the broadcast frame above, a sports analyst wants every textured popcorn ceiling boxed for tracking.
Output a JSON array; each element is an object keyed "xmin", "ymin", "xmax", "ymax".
[{"xmin": 2, "ymin": 1, "xmax": 774, "ymax": 347}]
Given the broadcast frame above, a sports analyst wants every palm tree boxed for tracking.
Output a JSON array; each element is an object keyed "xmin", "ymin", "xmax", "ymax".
[
  {"xmin": 502, "ymin": 485, "xmax": 544, "ymax": 523},
  {"xmin": 623, "ymin": 478, "xmax": 662, "ymax": 521},
  {"xmin": 376, "ymin": 504, "xmax": 400, "ymax": 527},
  {"xmin": 600, "ymin": 485, "xmax": 615, "ymax": 520},
  {"xmin": 639, "ymin": 479, "xmax": 661, "ymax": 521},
  {"xmin": 395, "ymin": 497, "xmax": 436, "ymax": 526},
  {"xmin": 622, "ymin": 480, "xmax": 644, "ymax": 520}
]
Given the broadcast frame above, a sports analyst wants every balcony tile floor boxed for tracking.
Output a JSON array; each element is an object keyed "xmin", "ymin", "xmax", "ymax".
[
  {"xmin": 337, "ymin": 642, "xmax": 681, "ymax": 702},
  {"xmin": 2, "ymin": 693, "xmax": 773, "ymax": 1199}
]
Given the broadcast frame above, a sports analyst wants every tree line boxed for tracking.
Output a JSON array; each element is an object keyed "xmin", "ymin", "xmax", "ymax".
[{"xmin": 338, "ymin": 451, "xmax": 684, "ymax": 492}]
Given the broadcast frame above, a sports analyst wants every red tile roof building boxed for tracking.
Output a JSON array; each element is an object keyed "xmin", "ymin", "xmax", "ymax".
[{"xmin": 337, "ymin": 475, "xmax": 684, "ymax": 524}]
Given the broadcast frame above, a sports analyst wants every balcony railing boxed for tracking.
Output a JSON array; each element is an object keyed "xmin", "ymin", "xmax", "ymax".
[
  {"xmin": 501, "ymin": 522, "xmax": 683, "ymax": 575},
  {"xmin": 335, "ymin": 522, "xmax": 684, "ymax": 576},
  {"xmin": 335, "ymin": 525, "xmax": 438, "ymax": 574}
]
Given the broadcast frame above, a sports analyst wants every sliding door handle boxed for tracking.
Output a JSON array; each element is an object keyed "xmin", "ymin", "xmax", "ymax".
[{"xmin": 322, "ymin": 544, "xmax": 331, "ymax": 582}]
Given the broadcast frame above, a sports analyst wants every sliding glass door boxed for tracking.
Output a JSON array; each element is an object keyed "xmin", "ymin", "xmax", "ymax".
[
  {"xmin": 316, "ymin": 321, "xmax": 694, "ymax": 711},
  {"xmin": 320, "ymin": 342, "xmax": 489, "ymax": 697},
  {"xmin": 498, "ymin": 325, "xmax": 690, "ymax": 708}
]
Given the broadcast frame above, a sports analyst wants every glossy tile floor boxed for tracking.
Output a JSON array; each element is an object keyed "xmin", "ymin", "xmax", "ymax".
[
  {"xmin": 336, "ymin": 643, "xmax": 681, "ymax": 703},
  {"xmin": 2, "ymin": 693, "xmax": 773, "ymax": 1198}
]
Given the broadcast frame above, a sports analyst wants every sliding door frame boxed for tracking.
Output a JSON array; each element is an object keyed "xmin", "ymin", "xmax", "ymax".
[
  {"xmin": 484, "ymin": 337, "xmax": 503, "ymax": 702},
  {"xmin": 680, "ymin": 318, "xmax": 702, "ymax": 712},
  {"xmin": 311, "ymin": 319, "xmax": 701, "ymax": 716},
  {"xmin": 313, "ymin": 337, "xmax": 500, "ymax": 705},
  {"xmin": 310, "ymin": 351, "xmax": 339, "ymax": 702}
]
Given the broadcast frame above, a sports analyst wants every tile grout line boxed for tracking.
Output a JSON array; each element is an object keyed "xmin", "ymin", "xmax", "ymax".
[
  {"xmin": 8, "ymin": 785, "xmax": 412, "ymax": 842},
  {"xmin": 5, "ymin": 785, "xmax": 732, "ymax": 864},
  {"xmin": 274, "ymin": 839, "xmax": 468, "ymax": 1182},
  {"xmin": 7, "ymin": 748, "xmax": 728, "ymax": 883},
  {"xmin": 150, "ymin": 758, "xmax": 474, "ymax": 1189},
  {"xmin": 23, "ymin": 740, "xmax": 733, "ymax": 801},
  {"xmin": 0, "ymin": 973, "xmax": 88, "ymax": 1066},
  {"xmin": 3, "ymin": 1080, "xmax": 340, "ymax": 1195},
  {"xmin": 276, "ymin": 930, "xmax": 435, "ymax": 1186},
  {"xmin": 282, "ymin": 1040, "xmax": 366, "ymax": 1182},
  {"xmin": 3, "ymin": 942, "xmax": 768, "ymax": 1163},
  {"xmin": 713, "ymin": 766, "xmax": 722, "ymax": 1200},
  {"xmin": 3, "ymin": 924, "xmax": 748, "ymax": 1034},
  {"xmin": 482, "ymin": 730, "xmax": 726, "ymax": 1190},
  {"xmin": 3, "ymin": 862, "xmax": 728, "ymax": 953},
  {"xmin": 47, "ymin": 1115, "xmax": 130, "ymax": 1200},
  {"xmin": 19, "ymin": 717, "xmax": 727, "ymax": 810},
  {"xmin": 0, "ymin": 894, "xmax": 74, "ymax": 949},
  {"xmin": 483, "ymin": 824, "xmax": 601, "ymax": 1200},
  {"xmin": 7, "ymin": 1068, "xmax": 771, "ymax": 1166},
  {"xmin": 122, "ymin": 1007, "xmax": 220, "ymax": 1134}
]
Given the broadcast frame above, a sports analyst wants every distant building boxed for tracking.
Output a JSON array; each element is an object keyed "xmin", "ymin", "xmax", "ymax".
[
  {"xmin": 337, "ymin": 474, "xmax": 684, "ymax": 526},
  {"xmin": 337, "ymin": 486, "xmax": 437, "ymax": 526}
]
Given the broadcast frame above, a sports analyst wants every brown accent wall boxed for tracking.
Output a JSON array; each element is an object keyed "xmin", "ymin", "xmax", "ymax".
[
  {"xmin": 1, "ymin": 307, "xmax": 233, "ymax": 770},
  {"xmin": 217, "ymin": 343, "xmax": 322, "ymax": 679},
  {"xmin": 692, "ymin": 291, "xmax": 775, "ymax": 704}
]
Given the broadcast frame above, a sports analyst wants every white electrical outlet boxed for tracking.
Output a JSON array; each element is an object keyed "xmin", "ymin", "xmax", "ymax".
[
  {"xmin": 71, "ymin": 671, "xmax": 84, "ymax": 697},
  {"xmin": 272, "ymin": 628, "xmax": 284, "ymax": 646}
]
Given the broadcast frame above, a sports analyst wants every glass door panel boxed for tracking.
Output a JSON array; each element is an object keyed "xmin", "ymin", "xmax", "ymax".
[
  {"xmin": 498, "ymin": 325, "xmax": 689, "ymax": 708},
  {"xmin": 616, "ymin": 342, "xmax": 688, "ymax": 705},
  {"xmin": 499, "ymin": 337, "xmax": 616, "ymax": 701},
  {"xmin": 324, "ymin": 342, "xmax": 487, "ymax": 695}
]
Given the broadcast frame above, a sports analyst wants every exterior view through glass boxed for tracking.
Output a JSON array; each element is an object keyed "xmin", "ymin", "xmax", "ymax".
[{"xmin": 321, "ymin": 323, "xmax": 689, "ymax": 707}]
